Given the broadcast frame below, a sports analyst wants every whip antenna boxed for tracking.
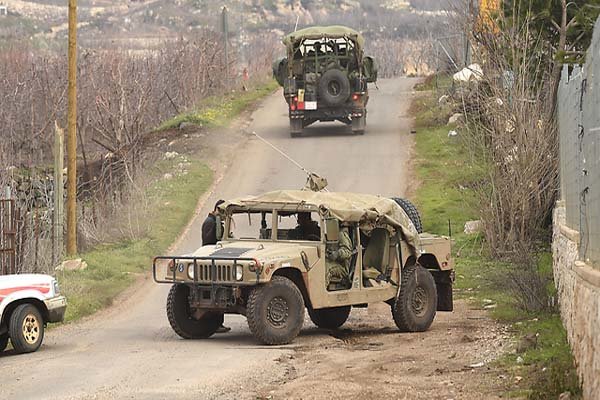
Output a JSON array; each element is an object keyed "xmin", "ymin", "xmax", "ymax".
[{"xmin": 252, "ymin": 131, "xmax": 328, "ymax": 191}]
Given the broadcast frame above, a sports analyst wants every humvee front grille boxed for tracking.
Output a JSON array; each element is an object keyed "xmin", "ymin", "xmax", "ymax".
[
  {"xmin": 152, "ymin": 256, "xmax": 257, "ymax": 285},
  {"xmin": 197, "ymin": 263, "xmax": 233, "ymax": 282}
]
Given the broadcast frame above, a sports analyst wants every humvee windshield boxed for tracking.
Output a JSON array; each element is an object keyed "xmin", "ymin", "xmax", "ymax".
[{"xmin": 226, "ymin": 210, "xmax": 321, "ymax": 242}]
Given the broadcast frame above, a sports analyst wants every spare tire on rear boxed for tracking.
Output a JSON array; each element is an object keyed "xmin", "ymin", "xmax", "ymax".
[
  {"xmin": 392, "ymin": 197, "xmax": 423, "ymax": 234},
  {"xmin": 318, "ymin": 69, "xmax": 351, "ymax": 106}
]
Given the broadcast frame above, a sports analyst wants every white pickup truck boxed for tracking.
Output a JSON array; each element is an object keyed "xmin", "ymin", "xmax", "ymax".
[{"xmin": 0, "ymin": 274, "xmax": 67, "ymax": 354}]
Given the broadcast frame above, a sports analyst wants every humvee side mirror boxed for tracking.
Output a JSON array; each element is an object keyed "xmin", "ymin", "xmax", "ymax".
[{"xmin": 325, "ymin": 218, "xmax": 339, "ymax": 242}]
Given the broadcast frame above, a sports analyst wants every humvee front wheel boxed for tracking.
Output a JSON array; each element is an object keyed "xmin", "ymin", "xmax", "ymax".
[
  {"xmin": 308, "ymin": 306, "xmax": 350, "ymax": 330},
  {"xmin": 166, "ymin": 284, "xmax": 224, "ymax": 339},
  {"xmin": 246, "ymin": 276, "xmax": 305, "ymax": 345},
  {"xmin": 392, "ymin": 265, "xmax": 437, "ymax": 332}
]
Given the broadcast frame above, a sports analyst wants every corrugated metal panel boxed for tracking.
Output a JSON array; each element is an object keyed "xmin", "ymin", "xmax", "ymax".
[{"xmin": 559, "ymin": 17, "xmax": 600, "ymax": 266}]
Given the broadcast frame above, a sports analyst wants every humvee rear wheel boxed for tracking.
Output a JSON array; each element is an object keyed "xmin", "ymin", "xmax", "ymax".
[
  {"xmin": 392, "ymin": 265, "xmax": 437, "ymax": 332},
  {"xmin": 0, "ymin": 333, "xmax": 9, "ymax": 352},
  {"xmin": 246, "ymin": 276, "xmax": 305, "ymax": 345},
  {"xmin": 308, "ymin": 306, "xmax": 351, "ymax": 330},
  {"xmin": 166, "ymin": 284, "xmax": 224, "ymax": 339}
]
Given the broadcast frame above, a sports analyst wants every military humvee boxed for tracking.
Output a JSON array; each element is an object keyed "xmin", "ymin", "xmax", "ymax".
[
  {"xmin": 272, "ymin": 26, "xmax": 377, "ymax": 137},
  {"xmin": 153, "ymin": 190, "xmax": 453, "ymax": 345}
]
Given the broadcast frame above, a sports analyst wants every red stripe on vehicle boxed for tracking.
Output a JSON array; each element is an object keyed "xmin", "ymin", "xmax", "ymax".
[{"xmin": 0, "ymin": 285, "xmax": 50, "ymax": 297}]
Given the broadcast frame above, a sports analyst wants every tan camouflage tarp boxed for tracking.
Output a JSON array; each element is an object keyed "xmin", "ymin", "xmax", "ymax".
[
  {"xmin": 282, "ymin": 25, "xmax": 365, "ymax": 52},
  {"xmin": 219, "ymin": 190, "xmax": 420, "ymax": 255}
]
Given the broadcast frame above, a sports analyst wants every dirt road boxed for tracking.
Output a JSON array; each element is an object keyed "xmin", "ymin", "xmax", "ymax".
[{"xmin": 0, "ymin": 78, "xmax": 509, "ymax": 399}]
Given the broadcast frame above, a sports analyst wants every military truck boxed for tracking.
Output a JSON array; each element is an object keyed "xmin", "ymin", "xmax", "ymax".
[
  {"xmin": 272, "ymin": 26, "xmax": 377, "ymax": 137},
  {"xmin": 153, "ymin": 190, "xmax": 453, "ymax": 345}
]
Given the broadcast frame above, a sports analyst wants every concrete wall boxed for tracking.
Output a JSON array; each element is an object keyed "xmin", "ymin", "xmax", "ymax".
[{"xmin": 552, "ymin": 203, "xmax": 600, "ymax": 399}]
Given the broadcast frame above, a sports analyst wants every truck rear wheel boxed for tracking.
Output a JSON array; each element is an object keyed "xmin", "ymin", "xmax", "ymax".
[
  {"xmin": 392, "ymin": 264, "xmax": 437, "ymax": 332},
  {"xmin": 308, "ymin": 306, "xmax": 350, "ymax": 330},
  {"xmin": 166, "ymin": 284, "xmax": 223, "ymax": 339},
  {"xmin": 246, "ymin": 276, "xmax": 305, "ymax": 345},
  {"xmin": 290, "ymin": 119, "xmax": 303, "ymax": 137},
  {"xmin": 9, "ymin": 303, "xmax": 45, "ymax": 353},
  {"xmin": 351, "ymin": 115, "xmax": 366, "ymax": 135}
]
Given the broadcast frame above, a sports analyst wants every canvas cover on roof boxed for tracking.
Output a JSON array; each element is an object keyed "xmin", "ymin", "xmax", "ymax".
[
  {"xmin": 219, "ymin": 190, "xmax": 420, "ymax": 255},
  {"xmin": 282, "ymin": 25, "xmax": 365, "ymax": 51}
]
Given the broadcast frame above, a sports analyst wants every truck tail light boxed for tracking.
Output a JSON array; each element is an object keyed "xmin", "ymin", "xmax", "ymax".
[{"xmin": 352, "ymin": 93, "xmax": 360, "ymax": 101}]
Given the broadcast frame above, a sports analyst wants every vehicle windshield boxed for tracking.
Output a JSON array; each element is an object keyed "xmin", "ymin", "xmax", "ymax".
[
  {"xmin": 226, "ymin": 210, "xmax": 321, "ymax": 242},
  {"xmin": 227, "ymin": 211, "xmax": 272, "ymax": 240}
]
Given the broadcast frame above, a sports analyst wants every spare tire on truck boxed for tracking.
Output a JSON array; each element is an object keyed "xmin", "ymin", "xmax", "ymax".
[
  {"xmin": 318, "ymin": 69, "xmax": 351, "ymax": 106},
  {"xmin": 391, "ymin": 197, "xmax": 423, "ymax": 234}
]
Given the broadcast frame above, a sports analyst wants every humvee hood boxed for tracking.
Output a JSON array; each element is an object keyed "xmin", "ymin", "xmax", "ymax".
[
  {"xmin": 191, "ymin": 241, "xmax": 316, "ymax": 264},
  {"xmin": 219, "ymin": 190, "xmax": 420, "ymax": 256},
  {"xmin": 283, "ymin": 25, "xmax": 364, "ymax": 51}
]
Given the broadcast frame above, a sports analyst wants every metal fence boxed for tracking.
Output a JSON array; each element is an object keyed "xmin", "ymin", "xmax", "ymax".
[
  {"xmin": 558, "ymin": 17, "xmax": 600, "ymax": 266},
  {"xmin": 0, "ymin": 199, "xmax": 23, "ymax": 275}
]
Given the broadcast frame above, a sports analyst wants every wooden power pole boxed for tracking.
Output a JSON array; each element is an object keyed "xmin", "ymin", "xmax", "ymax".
[
  {"xmin": 67, "ymin": 0, "xmax": 77, "ymax": 256},
  {"xmin": 53, "ymin": 122, "xmax": 64, "ymax": 264}
]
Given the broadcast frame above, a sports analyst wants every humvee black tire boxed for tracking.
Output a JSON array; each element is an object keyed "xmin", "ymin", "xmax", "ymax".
[
  {"xmin": 0, "ymin": 333, "xmax": 9, "ymax": 352},
  {"xmin": 391, "ymin": 197, "xmax": 423, "ymax": 234},
  {"xmin": 166, "ymin": 284, "xmax": 224, "ymax": 339},
  {"xmin": 9, "ymin": 303, "xmax": 44, "ymax": 353},
  {"xmin": 351, "ymin": 115, "xmax": 366, "ymax": 135},
  {"xmin": 247, "ymin": 276, "xmax": 305, "ymax": 345},
  {"xmin": 392, "ymin": 264, "xmax": 437, "ymax": 332},
  {"xmin": 290, "ymin": 119, "xmax": 302, "ymax": 138},
  {"xmin": 308, "ymin": 306, "xmax": 351, "ymax": 330},
  {"xmin": 319, "ymin": 69, "xmax": 351, "ymax": 106}
]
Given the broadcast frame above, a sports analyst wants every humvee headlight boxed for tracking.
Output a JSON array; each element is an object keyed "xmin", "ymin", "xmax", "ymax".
[
  {"xmin": 187, "ymin": 264, "xmax": 195, "ymax": 279},
  {"xmin": 235, "ymin": 265, "xmax": 244, "ymax": 281}
]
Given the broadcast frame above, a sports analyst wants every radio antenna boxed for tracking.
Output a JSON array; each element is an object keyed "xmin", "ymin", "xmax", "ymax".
[{"xmin": 252, "ymin": 131, "xmax": 328, "ymax": 191}]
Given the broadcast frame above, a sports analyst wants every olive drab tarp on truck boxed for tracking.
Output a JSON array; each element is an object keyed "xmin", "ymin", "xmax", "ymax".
[{"xmin": 273, "ymin": 25, "xmax": 378, "ymax": 137}]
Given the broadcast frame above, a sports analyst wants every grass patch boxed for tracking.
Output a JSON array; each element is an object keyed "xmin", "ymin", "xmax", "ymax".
[
  {"xmin": 59, "ymin": 159, "xmax": 212, "ymax": 322},
  {"xmin": 158, "ymin": 80, "xmax": 279, "ymax": 130},
  {"xmin": 413, "ymin": 73, "xmax": 453, "ymax": 92},
  {"xmin": 411, "ymin": 89, "xmax": 581, "ymax": 399}
]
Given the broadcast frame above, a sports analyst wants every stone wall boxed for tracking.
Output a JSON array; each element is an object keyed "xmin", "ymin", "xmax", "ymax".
[{"xmin": 552, "ymin": 203, "xmax": 600, "ymax": 399}]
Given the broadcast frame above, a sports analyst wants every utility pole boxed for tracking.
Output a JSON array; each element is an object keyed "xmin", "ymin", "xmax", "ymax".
[
  {"xmin": 222, "ymin": 6, "xmax": 229, "ymax": 86},
  {"xmin": 53, "ymin": 122, "xmax": 64, "ymax": 264},
  {"xmin": 67, "ymin": 0, "xmax": 77, "ymax": 256}
]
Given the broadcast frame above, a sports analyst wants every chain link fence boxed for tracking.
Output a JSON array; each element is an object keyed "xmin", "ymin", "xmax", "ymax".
[{"xmin": 558, "ymin": 18, "xmax": 600, "ymax": 266}]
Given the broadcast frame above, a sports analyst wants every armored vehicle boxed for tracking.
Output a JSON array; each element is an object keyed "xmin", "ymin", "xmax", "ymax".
[
  {"xmin": 273, "ymin": 26, "xmax": 377, "ymax": 137},
  {"xmin": 153, "ymin": 191, "xmax": 453, "ymax": 345}
]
